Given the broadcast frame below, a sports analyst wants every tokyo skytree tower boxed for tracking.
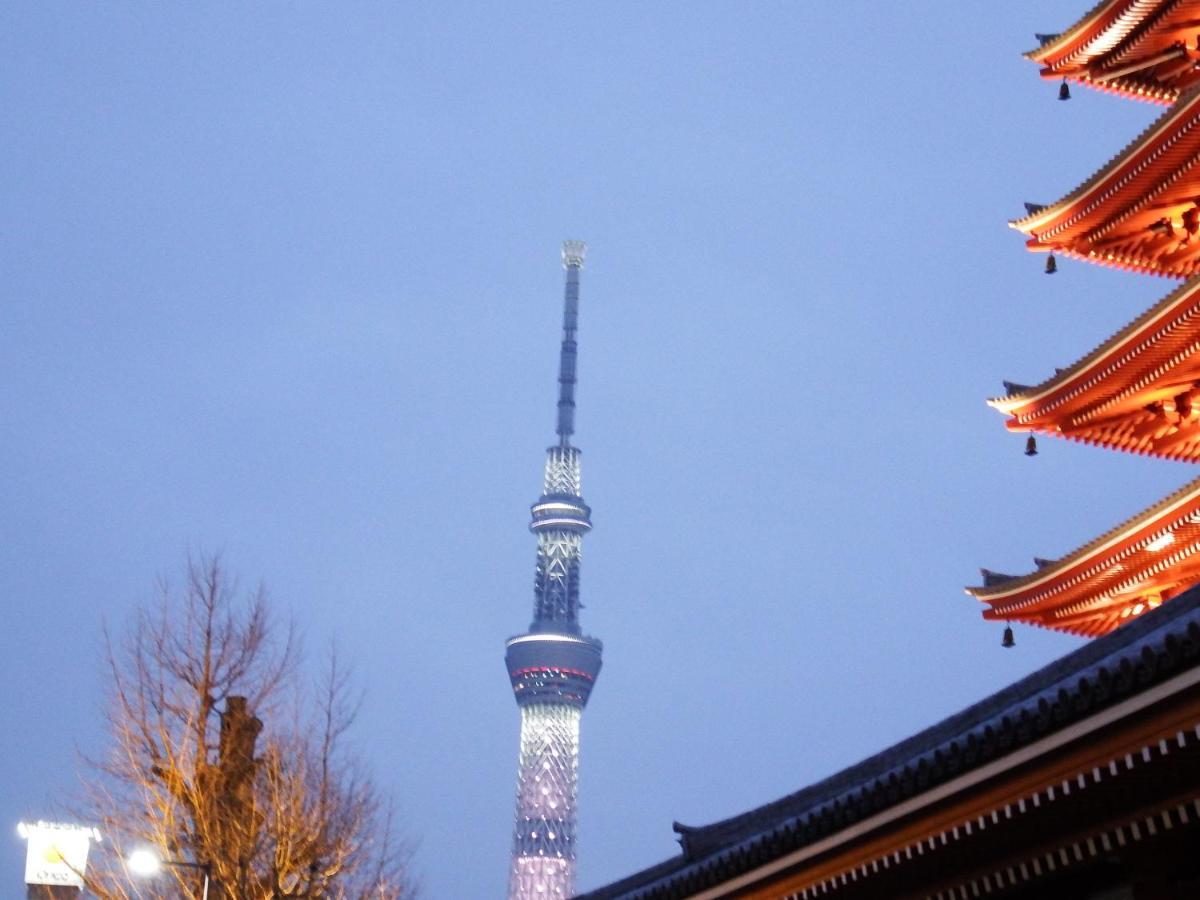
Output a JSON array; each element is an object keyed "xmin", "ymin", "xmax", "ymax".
[{"xmin": 504, "ymin": 241, "xmax": 603, "ymax": 900}]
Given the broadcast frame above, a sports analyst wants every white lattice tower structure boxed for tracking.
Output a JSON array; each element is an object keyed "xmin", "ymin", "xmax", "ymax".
[{"xmin": 504, "ymin": 242, "xmax": 603, "ymax": 899}]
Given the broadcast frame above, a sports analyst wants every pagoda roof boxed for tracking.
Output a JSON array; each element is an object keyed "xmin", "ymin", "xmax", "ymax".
[
  {"xmin": 990, "ymin": 275, "xmax": 1200, "ymax": 459},
  {"xmin": 1028, "ymin": 0, "xmax": 1200, "ymax": 105},
  {"xmin": 1011, "ymin": 85, "xmax": 1200, "ymax": 277},
  {"xmin": 966, "ymin": 475, "xmax": 1200, "ymax": 636},
  {"xmin": 575, "ymin": 587, "xmax": 1200, "ymax": 899}
]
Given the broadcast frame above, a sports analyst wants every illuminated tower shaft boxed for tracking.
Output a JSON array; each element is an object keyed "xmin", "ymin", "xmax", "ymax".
[{"xmin": 505, "ymin": 241, "xmax": 603, "ymax": 900}]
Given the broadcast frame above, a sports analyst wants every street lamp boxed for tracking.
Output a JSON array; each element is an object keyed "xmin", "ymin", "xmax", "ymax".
[{"xmin": 127, "ymin": 848, "xmax": 211, "ymax": 900}]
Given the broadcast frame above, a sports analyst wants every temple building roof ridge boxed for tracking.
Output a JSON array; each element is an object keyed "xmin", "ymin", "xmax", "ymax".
[
  {"xmin": 575, "ymin": 587, "xmax": 1200, "ymax": 899},
  {"xmin": 968, "ymin": 474, "xmax": 1200, "ymax": 600},
  {"xmin": 1006, "ymin": 82, "xmax": 1200, "ymax": 277},
  {"xmin": 1024, "ymin": 0, "xmax": 1138, "ymax": 65},
  {"xmin": 985, "ymin": 273, "xmax": 1200, "ymax": 460},
  {"xmin": 1024, "ymin": 0, "xmax": 1200, "ymax": 104},
  {"xmin": 1010, "ymin": 83, "xmax": 1200, "ymax": 237},
  {"xmin": 989, "ymin": 274, "xmax": 1200, "ymax": 408}
]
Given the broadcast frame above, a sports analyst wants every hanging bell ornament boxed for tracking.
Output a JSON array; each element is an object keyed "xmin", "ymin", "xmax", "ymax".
[
  {"xmin": 1058, "ymin": 79, "xmax": 1071, "ymax": 101},
  {"xmin": 1045, "ymin": 253, "xmax": 1058, "ymax": 274},
  {"xmin": 1024, "ymin": 435, "xmax": 1038, "ymax": 456},
  {"xmin": 1002, "ymin": 625, "xmax": 1016, "ymax": 648}
]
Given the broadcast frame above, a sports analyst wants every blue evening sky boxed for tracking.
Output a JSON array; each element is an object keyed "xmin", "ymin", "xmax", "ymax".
[{"xmin": 0, "ymin": 3, "xmax": 1188, "ymax": 897}]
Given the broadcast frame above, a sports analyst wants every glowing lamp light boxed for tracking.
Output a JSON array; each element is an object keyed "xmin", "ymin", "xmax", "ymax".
[
  {"xmin": 127, "ymin": 848, "xmax": 163, "ymax": 877},
  {"xmin": 128, "ymin": 848, "xmax": 211, "ymax": 900}
]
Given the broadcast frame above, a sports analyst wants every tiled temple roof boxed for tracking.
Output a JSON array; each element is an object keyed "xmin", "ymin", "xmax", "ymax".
[
  {"xmin": 1010, "ymin": 85, "xmax": 1200, "ymax": 277},
  {"xmin": 1028, "ymin": 0, "xmax": 1200, "ymax": 104},
  {"xmin": 575, "ymin": 585, "xmax": 1200, "ymax": 898},
  {"xmin": 989, "ymin": 276, "xmax": 1200, "ymax": 460},
  {"xmin": 966, "ymin": 476, "xmax": 1200, "ymax": 636}
]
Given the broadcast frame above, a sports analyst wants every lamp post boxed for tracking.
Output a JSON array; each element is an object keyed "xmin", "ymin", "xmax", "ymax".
[{"xmin": 128, "ymin": 849, "xmax": 211, "ymax": 900}]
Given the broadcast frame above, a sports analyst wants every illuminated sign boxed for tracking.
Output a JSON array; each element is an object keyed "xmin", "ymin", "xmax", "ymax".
[{"xmin": 18, "ymin": 821, "xmax": 101, "ymax": 888}]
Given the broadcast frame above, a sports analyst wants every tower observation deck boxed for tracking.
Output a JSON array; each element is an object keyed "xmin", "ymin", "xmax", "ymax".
[{"xmin": 505, "ymin": 241, "xmax": 603, "ymax": 900}]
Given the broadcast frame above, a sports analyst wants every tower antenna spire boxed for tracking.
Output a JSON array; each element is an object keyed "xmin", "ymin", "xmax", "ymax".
[
  {"xmin": 555, "ymin": 240, "xmax": 587, "ymax": 445},
  {"xmin": 504, "ymin": 241, "xmax": 603, "ymax": 900}
]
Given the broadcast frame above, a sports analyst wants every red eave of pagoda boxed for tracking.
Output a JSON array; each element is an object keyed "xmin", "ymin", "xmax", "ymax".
[
  {"xmin": 1028, "ymin": 0, "xmax": 1200, "ymax": 105},
  {"xmin": 991, "ymin": 275, "xmax": 1200, "ymax": 459},
  {"xmin": 966, "ymin": 476, "xmax": 1200, "ymax": 636},
  {"xmin": 1012, "ymin": 85, "xmax": 1200, "ymax": 277}
]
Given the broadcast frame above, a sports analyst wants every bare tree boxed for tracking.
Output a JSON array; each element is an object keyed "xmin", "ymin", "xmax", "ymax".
[{"xmin": 81, "ymin": 555, "xmax": 412, "ymax": 899}]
